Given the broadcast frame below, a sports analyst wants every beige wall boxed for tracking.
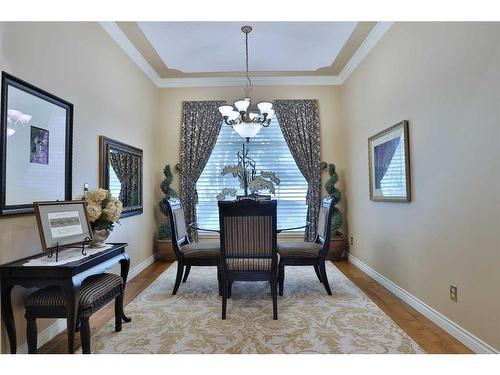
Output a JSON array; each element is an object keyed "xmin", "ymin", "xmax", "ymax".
[
  {"xmin": 1, "ymin": 21, "xmax": 498, "ymax": 353},
  {"xmin": 0, "ymin": 22, "xmax": 159, "ymax": 352},
  {"xmin": 155, "ymin": 86, "xmax": 345, "ymax": 233},
  {"xmin": 340, "ymin": 22, "xmax": 500, "ymax": 350}
]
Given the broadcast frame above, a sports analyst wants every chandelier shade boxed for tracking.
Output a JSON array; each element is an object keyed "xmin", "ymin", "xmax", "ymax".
[{"xmin": 232, "ymin": 122, "xmax": 262, "ymax": 139}]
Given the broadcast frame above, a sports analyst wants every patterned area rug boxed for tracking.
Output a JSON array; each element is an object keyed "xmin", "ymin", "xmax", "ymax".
[{"xmin": 91, "ymin": 262, "xmax": 424, "ymax": 353}]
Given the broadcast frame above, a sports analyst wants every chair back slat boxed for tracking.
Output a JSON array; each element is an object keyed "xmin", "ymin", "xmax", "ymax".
[
  {"xmin": 172, "ymin": 208, "xmax": 188, "ymax": 241},
  {"xmin": 165, "ymin": 198, "xmax": 189, "ymax": 258},
  {"xmin": 316, "ymin": 197, "xmax": 337, "ymax": 257},
  {"xmin": 316, "ymin": 206, "xmax": 329, "ymax": 240}
]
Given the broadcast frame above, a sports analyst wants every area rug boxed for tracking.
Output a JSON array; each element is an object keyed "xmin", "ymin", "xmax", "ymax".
[{"xmin": 90, "ymin": 262, "xmax": 424, "ymax": 353}]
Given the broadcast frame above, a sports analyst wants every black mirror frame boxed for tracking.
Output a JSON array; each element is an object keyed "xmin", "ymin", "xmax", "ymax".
[{"xmin": 99, "ymin": 135, "xmax": 143, "ymax": 218}]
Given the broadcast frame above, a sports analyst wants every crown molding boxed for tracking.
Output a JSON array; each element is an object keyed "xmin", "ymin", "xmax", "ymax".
[
  {"xmin": 156, "ymin": 75, "xmax": 342, "ymax": 88},
  {"xmin": 100, "ymin": 22, "xmax": 161, "ymax": 83},
  {"xmin": 338, "ymin": 22, "xmax": 394, "ymax": 83},
  {"xmin": 100, "ymin": 22, "xmax": 393, "ymax": 88}
]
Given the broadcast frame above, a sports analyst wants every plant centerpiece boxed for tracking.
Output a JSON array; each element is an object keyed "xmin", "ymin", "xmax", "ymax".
[
  {"xmin": 324, "ymin": 163, "xmax": 347, "ymax": 260},
  {"xmin": 221, "ymin": 165, "xmax": 280, "ymax": 197},
  {"xmin": 157, "ymin": 165, "xmax": 177, "ymax": 261},
  {"xmin": 83, "ymin": 188, "xmax": 123, "ymax": 248}
]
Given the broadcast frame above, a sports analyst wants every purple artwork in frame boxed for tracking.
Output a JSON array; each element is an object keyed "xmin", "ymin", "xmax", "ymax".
[
  {"xmin": 30, "ymin": 126, "xmax": 49, "ymax": 164},
  {"xmin": 368, "ymin": 120, "xmax": 411, "ymax": 202}
]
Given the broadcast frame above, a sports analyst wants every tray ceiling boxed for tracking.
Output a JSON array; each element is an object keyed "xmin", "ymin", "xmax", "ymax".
[
  {"xmin": 102, "ymin": 22, "xmax": 392, "ymax": 86},
  {"xmin": 137, "ymin": 22, "xmax": 357, "ymax": 73}
]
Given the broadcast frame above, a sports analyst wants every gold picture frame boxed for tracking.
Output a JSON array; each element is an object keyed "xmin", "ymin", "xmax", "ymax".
[{"xmin": 368, "ymin": 121, "xmax": 411, "ymax": 202}]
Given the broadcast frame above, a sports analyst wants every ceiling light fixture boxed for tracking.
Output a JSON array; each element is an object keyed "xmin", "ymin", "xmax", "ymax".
[{"xmin": 218, "ymin": 25, "xmax": 274, "ymax": 142}]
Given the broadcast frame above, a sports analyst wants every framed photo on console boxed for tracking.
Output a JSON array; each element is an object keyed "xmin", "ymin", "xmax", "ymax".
[
  {"xmin": 368, "ymin": 120, "xmax": 411, "ymax": 202},
  {"xmin": 0, "ymin": 72, "xmax": 73, "ymax": 215},
  {"xmin": 34, "ymin": 201, "xmax": 93, "ymax": 252}
]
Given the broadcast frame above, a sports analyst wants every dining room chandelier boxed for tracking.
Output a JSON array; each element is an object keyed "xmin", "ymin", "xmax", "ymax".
[{"xmin": 218, "ymin": 25, "xmax": 274, "ymax": 141}]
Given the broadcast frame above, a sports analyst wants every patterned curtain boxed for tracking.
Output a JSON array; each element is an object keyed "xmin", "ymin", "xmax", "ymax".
[
  {"xmin": 273, "ymin": 99, "xmax": 321, "ymax": 242},
  {"xmin": 180, "ymin": 101, "xmax": 225, "ymax": 241},
  {"xmin": 110, "ymin": 151, "xmax": 139, "ymax": 207}
]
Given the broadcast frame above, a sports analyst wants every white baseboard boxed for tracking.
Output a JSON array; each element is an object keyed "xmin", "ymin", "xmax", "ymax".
[
  {"xmin": 348, "ymin": 254, "xmax": 498, "ymax": 354},
  {"xmin": 16, "ymin": 253, "xmax": 157, "ymax": 354}
]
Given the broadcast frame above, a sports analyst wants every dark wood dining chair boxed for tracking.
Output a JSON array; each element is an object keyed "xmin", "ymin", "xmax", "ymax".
[
  {"xmin": 165, "ymin": 198, "xmax": 221, "ymax": 295},
  {"xmin": 218, "ymin": 199, "xmax": 279, "ymax": 320},
  {"xmin": 277, "ymin": 197, "xmax": 336, "ymax": 296}
]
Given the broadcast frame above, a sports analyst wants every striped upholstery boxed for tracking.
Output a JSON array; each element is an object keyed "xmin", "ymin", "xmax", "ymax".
[
  {"xmin": 25, "ymin": 273, "xmax": 123, "ymax": 319},
  {"xmin": 172, "ymin": 208, "xmax": 188, "ymax": 240},
  {"xmin": 223, "ymin": 215, "xmax": 273, "ymax": 271},
  {"xmin": 317, "ymin": 206, "xmax": 329, "ymax": 240},
  {"xmin": 181, "ymin": 242, "xmax": 220, "ymax": 258},
  {"xmin": 227, "ymin": 258, "xmax": 272, "ymax": 271},
  {"xmin": 278, "ymin": 241, "xmax": 322, "ymax": 258}
]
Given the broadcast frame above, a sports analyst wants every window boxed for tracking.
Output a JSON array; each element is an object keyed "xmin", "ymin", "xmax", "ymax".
[{"xmin": 196, "ymin": 118, "xmax": 308, "ymax": 231}]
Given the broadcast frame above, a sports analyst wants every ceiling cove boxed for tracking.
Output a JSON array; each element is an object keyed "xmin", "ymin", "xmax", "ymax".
[{"xmin": 100, "ymin": 22, "xmax": 393, "ymax": 88}]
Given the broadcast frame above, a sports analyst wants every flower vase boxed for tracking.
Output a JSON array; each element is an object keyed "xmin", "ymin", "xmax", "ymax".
[{"xmin": 90, "ymin": 229, "xmax": 110, "ymax": 248}]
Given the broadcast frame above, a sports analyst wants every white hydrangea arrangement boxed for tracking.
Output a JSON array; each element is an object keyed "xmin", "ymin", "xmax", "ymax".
[{"xmin": 83, "ymin": 188, "xmax": 123, "ymax": 230}]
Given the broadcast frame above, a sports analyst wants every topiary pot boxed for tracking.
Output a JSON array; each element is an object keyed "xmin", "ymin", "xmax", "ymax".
[
  {"xmin": 157, "ymin": 240, "xmax": 175, "ymax": 262},
  {"xmin": 328, "ymin": 235, "xmax": 348, "ymax": 261}
]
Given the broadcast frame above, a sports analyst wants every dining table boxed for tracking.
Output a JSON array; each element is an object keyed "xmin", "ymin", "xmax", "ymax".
[{"xmin": 189, "ymin": 223, "xmax": 308, "ymax": 234}]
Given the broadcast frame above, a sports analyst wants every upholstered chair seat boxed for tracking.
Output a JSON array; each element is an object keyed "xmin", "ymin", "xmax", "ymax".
[
  {"xmin": 181, "ymin": 242, "xmax": 220, "ymax": 259},
  {"xmin": 25, "ymin": 273, "xmax": 123, "ymax": 318},
  {"xmin": 278, "ymin": 241, "xmax": 322, "ymax": 258},
  {"xmin": 24, "ymin": 273, "xmax": 125, "ymax": 354}
]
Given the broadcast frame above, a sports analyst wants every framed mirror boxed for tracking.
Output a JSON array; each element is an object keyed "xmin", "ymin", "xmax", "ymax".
[
  {"xmin": 99, "ymin": 136, "xmax": 143, "ymax": 218},
  {"xmin": 0, "ymin": 72, "xmax": 73, "ymax": 215}
]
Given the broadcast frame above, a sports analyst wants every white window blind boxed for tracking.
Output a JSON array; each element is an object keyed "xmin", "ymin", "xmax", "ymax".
[{"xmin": 196, "ymin": 117, "xmax": 309, "ymax": 231}]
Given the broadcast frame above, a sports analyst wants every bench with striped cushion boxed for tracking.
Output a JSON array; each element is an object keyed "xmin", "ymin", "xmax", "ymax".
[{"xmin": 24, "ymin": 273, "xmax": 125, "ymax": 354}]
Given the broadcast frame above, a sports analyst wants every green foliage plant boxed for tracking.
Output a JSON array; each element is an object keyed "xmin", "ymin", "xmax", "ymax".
[
  {"xmin": 325, "ymin": 163, "xmax": 344, "ymax": 237},
  {"xmin": 158, "ymin": 165, "xmax": 177, "ymax": 240}
]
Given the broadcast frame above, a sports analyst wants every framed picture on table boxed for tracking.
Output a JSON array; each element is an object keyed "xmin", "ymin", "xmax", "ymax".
[
  {"xmin": 368, "ymin": 120, "xmax": 411, "ymax": 202},
  {"xmin": 0, "ymin": 72, "xmax": 73, "ymax": 215},
  {"xmin": 34, "ymin": 201, "xmax": 93, "ymax": 252}
]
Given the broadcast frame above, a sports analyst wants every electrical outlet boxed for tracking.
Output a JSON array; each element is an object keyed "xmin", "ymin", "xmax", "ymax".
[
  {"xmin": 350, "ymin": 236, "xmax": 354, "ymax": 246},
  {"xmin": 83, "ymin": 183, "xmax": 89, "ymax": 193},
  {"xmin": 449, "ymin": 285, "xmax": 458, "ymax": 302}
]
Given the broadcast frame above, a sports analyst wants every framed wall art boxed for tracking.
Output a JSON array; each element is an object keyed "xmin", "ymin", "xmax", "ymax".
[
  {"xmin": 34, "ymin": 200, "xmax": 93, "ymax": 252},
  {"xmin": 99, "ymin": 136, "xmax": 143, "ymax": 218},
  {"xmin": 0, "ymin": 72, "xmax": 73, "ymax": 215},
  {"xmin": 368, "ymin": 120, "xmax": 411, "ymax": 202}
]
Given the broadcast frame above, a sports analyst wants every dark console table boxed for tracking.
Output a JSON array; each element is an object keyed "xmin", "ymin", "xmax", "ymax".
[{"xmin": 0, "ymin": 242, "xmax": 130, "ymax": 354}]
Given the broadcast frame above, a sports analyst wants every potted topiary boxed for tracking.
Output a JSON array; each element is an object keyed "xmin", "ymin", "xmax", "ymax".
[
  {"xmin": 157, "ymin": 165, "xmax": 177, "ymax": 262},
  {"xmin": 325, "ymin": 163, "xmax": 348, "ymax": 261}
]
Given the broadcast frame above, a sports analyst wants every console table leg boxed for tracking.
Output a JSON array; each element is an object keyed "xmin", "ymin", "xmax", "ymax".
[
  {"xmin": 1, "ymin": 282, "xmax": 17, "ymax": 354},
  {"xmin": 63, "ymin": 281, "xmax": 81, "ymax": 354},
  {"xmin": 120, "ymin": 254, "xmax": 132, "ymax": 323}
]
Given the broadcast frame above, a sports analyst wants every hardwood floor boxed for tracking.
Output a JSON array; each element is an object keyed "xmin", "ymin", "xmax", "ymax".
[
  {"xmin": 38, "ymin": 259, "xmax": 472, "ymax": 354},
  {"xmin": 334, "ymin": 260, "xmax": 472, "ymax": 354}
]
